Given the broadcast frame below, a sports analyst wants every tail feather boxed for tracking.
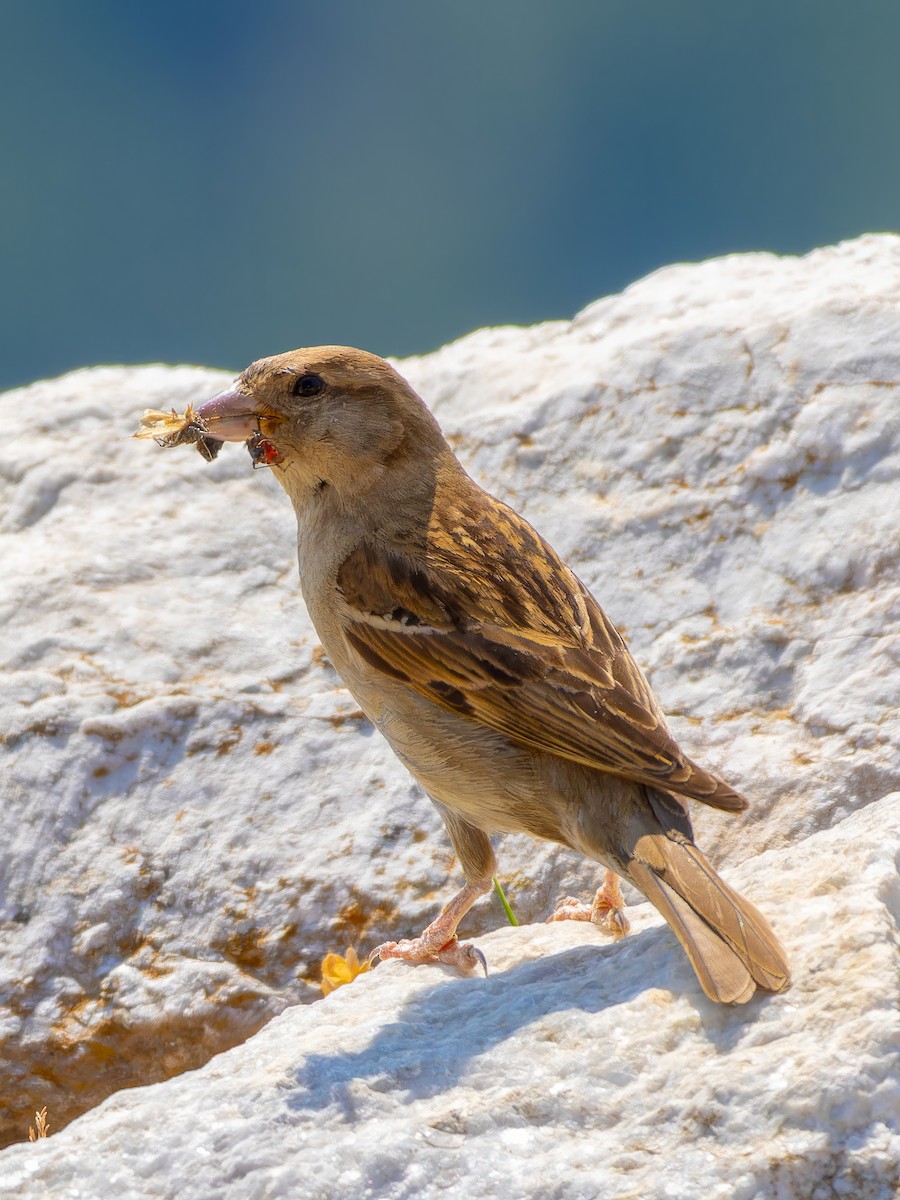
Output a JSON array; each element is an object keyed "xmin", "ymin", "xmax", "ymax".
[
  {"xmin": 629, "ymin": 832, "xmax": 791, "ymax": 1005},
  {"xmin": 629, "ymin": 860, "xmax": 755, "ymax": 1004}
]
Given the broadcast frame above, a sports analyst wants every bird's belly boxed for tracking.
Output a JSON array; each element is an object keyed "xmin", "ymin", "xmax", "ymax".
[
  {"xmin": 338, "ymin": 655, "xmax": 557, "ymax": 837},
  {"xmin": 375, "ymin": 694, "xmax": 544, "ymax": 834},
  {"xmin": 303, "ymin": 592, "xmax": 566, "ymax": 841}
]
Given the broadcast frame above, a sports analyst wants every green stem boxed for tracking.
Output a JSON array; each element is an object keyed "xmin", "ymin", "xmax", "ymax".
[{"xmin": 492, "ymin": 876, "xmax": 518, "ymax": 926}]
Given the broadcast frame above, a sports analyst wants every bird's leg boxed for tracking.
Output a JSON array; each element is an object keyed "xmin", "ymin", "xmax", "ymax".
[
  {"xmin": 370, "ymin": 803, "xmax": 495, "ymax": 975},
  {"xmin": 369, "ymin": 876, "xmax": 492, "ymax": 975},
  {"xmin": 591, "ymin": 870, "xmax": 631, "ymax": 936},
  {"xmin": 548, "ymin": 868, "xmax": 631, "ymax": 938}
]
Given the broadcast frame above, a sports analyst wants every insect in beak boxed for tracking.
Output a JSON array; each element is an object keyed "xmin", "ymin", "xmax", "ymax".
[{"xmin": 247, "ymin": 434, "xmax": 282, "ymax": 469}]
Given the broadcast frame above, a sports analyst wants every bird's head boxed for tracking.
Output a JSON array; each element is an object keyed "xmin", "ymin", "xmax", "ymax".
[{"xmin": 196, "ymin": 346, "xmax": 447, "ymax": 504}]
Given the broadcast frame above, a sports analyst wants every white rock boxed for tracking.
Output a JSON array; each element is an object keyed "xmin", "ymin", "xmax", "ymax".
[
  {"xmin": 1, "ymin": 234, "xmax": 899, "ymax": 1196},
  {"xmin": 2, "ymin": 795, "xmax": 899, "ymax": 1198}
]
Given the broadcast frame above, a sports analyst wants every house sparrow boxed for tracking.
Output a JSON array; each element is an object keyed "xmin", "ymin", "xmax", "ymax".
[{"xmin": 194, "ymin": 347, "xmax": 791, "ymax": 1005}]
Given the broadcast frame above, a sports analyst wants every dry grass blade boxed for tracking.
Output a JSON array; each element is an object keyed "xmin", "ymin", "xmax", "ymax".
[
  {"xmin": 134, "ymin": 405, "xmax": 202, "ymax": 440},
  {"xmin": 28, "ymin": 1106, "xmax": 50, "ymax": 1141},
  {"xmin": 133, "ymin": 405, "xmax": 222, "ymax": 461}
]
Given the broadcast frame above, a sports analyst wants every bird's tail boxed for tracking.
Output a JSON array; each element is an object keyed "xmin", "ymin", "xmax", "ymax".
[{"xmin": 625, "ymin": 794, "xmax": 791, "ymax": 1005}]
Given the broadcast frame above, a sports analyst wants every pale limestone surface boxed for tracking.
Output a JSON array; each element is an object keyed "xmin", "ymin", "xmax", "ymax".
[
  {"xmin": 1, "ymin": 235, "xmax": 898, "ymax": 1193},
  {"xmin": 3, "ymin": 795, "xmax": 899, "ymax": 1199}
]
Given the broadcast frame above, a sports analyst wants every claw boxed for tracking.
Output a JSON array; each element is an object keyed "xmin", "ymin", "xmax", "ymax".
[
  {"xmin": 437, "ymin": 941, "xmax": 488, "ymax": 976},
  {"xmin": 601, "ymin": 906, "xmax": 631, "ymax": 938},
  {"xmin": 367, "ymin": 941, "xmax": 397, "ymax": 966}
]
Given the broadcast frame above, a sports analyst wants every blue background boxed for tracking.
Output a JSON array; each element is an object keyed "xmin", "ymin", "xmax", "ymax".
[{"xmin": 2, "ymin": 1, "xmax": 898, "ymax": 390}]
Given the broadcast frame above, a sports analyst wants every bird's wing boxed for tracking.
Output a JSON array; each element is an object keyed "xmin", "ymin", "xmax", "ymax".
[{"xmin": 336, "ymin": 496, "xmax": 747, "ymax": 812}]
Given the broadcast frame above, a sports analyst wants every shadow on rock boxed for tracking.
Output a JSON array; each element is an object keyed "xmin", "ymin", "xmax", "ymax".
[{"xmin": 286, "ymin": 926, "xmax": 771, "ymax": 1116}]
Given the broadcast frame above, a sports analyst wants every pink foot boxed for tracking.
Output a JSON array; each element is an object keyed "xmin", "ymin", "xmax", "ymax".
[
  {"xmin": 548, "ymin": 896, "xmax": 594, "ymax": 922},
  {"xmin": 368, "ymin": 877, "xmax": 491, "ymax": 977},
  {"xmin": 548, "ymin": 870, "xmax": 631, "ymax": 939},
  {"xmin": 369, "ymin": 936, "xmax": 487, "ymax": 975}
]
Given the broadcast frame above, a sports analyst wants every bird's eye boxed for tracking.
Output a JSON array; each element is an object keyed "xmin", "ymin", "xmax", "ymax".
[{"xmin": 292, "ymin": 372, "xmax": 326, "ymax": 398}]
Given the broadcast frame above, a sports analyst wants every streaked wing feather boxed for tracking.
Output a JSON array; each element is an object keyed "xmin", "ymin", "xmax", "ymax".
[
  {"xmin": 346, "ymin": 620, "xmax": 741, "ymax": 805},
  {"xmin": 338, "ymin": 499, "xmax": 748, "ymax": 811}
]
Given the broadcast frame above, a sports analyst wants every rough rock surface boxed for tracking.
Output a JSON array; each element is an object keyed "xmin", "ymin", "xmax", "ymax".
[
  {"xmin": 4, "ymin": 794, "xmax": 900, "ymax": 1199},
  {"xmin": 1, "ymin": 235, "xmax": 899, "ymax": 1195}
]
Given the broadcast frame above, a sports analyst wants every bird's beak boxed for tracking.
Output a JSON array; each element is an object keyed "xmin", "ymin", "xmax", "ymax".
[{"xmin": 195, "ymin": 387, "xmax": 263, "ymax": 442}]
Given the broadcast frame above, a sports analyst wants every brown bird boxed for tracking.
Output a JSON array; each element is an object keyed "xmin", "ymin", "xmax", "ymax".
[{"xmin": 194, "ymin": 346, "xmax": 791, "ymax": 1005}]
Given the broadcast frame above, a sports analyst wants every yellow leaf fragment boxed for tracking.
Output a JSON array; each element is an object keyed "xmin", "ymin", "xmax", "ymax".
[{"xmin": 320, "ymin": 946, "xmax": 371, "ymax": 996}]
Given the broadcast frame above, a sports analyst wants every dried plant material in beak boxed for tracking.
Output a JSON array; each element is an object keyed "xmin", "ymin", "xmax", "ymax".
[{"xmin": 134, "ymin": 406, "xmax": 223, "ymax": 462}]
